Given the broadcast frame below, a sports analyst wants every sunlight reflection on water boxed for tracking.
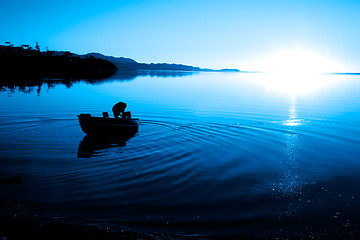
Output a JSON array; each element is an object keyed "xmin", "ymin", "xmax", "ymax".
[
  {"xmin": 250, "ymin": 72, "xmax": 345, "ymax": 96},
  {"xmin": 283, "ymin": 98, "xmax": 303, "ymax": 127}
]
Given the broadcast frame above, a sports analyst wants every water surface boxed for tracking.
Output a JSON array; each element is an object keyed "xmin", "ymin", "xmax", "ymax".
[{"xmin": 1, "ymin": 72, "xmax": 360, "ymax": 238}]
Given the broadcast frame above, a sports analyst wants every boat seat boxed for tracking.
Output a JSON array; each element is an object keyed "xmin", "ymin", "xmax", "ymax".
[{"xmin": 102, "ymin": 112, "xmax": 109, "ymax": 118}]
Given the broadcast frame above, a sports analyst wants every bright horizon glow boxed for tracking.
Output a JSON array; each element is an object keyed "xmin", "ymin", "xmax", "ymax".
[
  {"xmin": 255, "ymin": 71, "xmax": 344, "ymax": 96},
  {"xmin": 252, "ymin": 48, "xmax": 347, "ymax": 74},
  {"xmin": 247, "ymin": 71, "xmax": 344, "ymax": 96},
  {"xmin": 245, "ymin": 48, "xmax": 347, "ymax": 95}
]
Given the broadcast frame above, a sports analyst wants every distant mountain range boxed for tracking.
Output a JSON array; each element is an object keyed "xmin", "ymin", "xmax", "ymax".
[
  {"xmin": 80, "ymin": 52, "xmax": 240, "ymax": 72},
  {"xmin": 0, "ymin": 44, "xmax": 240, "ymax": 94},
  {"xmin": 0, "ymin": 43, "xmax": 240, "ymax": 82}
]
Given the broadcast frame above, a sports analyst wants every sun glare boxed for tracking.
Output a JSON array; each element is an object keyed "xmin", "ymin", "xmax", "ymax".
[
  {"xmin": 261, "ymin": 48, "xmax": 342, "ymax": 74},
  {"xmin": 250, "ymin": 48, "xmax": 346, "ymax": 95}
]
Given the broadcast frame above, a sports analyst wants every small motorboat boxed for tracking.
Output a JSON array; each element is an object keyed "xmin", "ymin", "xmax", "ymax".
[{"xmin": 78, "ymin": 113, "xmax": 139, "ymax": 135}]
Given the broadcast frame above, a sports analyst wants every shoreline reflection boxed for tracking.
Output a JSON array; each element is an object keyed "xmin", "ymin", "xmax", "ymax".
[{"xmin": 0, "ymin": 70, "xmax": 197, "ymax": 95}]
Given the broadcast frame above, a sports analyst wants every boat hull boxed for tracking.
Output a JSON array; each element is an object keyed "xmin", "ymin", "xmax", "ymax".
[{"xmin": 78, "ymin": 114, "xmax": 138, "ymax": 135}]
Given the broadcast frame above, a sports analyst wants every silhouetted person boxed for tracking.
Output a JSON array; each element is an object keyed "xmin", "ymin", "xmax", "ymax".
[{"xmin": 112, "ymin": 102, "xmax": 131, "ymax": 118}]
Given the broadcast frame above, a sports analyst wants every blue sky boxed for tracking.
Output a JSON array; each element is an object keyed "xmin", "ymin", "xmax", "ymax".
[{"xmin": 1, "ymin": 0, "xmax": 360, "ymax": 71}]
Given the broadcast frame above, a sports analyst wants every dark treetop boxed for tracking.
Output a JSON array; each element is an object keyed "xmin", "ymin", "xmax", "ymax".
[{"xmin": 0, "ymin": 44, "xmax": 118, "ymax": 80}]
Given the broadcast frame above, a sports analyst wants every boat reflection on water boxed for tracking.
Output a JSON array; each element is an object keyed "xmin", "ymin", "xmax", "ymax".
[{"xmin": 77, "ymin": 130, "xmax": 137, "ymax": 158}]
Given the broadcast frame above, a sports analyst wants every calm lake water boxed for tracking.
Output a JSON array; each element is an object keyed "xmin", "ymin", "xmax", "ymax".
[{"xmin": 1, "ymin": 71, "xmax": 360, "ymax": 238}]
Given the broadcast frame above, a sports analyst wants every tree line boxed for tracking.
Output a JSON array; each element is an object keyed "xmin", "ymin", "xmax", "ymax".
[{"xmin": 0, "ymin": 42, "xmax": 117, "ymax": 80}]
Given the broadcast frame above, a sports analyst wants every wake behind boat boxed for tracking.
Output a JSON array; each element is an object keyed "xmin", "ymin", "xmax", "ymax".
[{"xmin": 78, "ymin": 113, "xmax": 139, "ymax": 135}]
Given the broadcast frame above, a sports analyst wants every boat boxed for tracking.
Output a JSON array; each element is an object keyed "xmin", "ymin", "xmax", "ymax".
[{"xmin": 78, "ymin": 113, "xmax": 139, "ymax": 135}]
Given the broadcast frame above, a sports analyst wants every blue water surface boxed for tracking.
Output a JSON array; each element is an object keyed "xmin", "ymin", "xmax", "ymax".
[{"xmin": 1, "ymin": 72, "xmax": 360, "ymax": 238}]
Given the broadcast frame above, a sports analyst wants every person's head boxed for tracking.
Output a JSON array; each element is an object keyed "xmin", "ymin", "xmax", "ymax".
[{"xmin": 120, "ymin": 102, "xmax": 127, "ymax": 111}]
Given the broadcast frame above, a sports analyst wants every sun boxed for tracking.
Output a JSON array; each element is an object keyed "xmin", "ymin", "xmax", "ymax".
[
  {"xmin": 259, "ymin": 48, "xmax": 343, "ymax": 74},
  {"xmin": 248, "ymin": 48, "xmax": 346, "ymax": 95}
]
